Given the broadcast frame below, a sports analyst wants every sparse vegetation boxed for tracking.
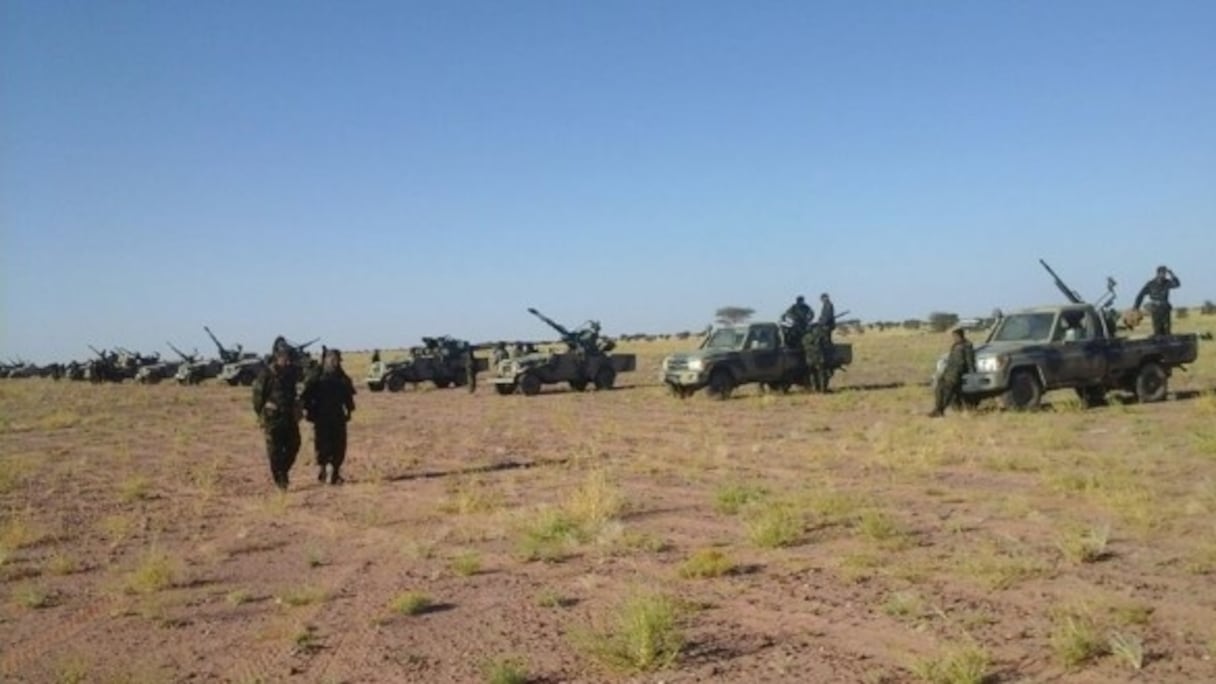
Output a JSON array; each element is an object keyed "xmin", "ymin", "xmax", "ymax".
[
  {"xmin": 118, "ymin": 475, "xmax": 153, "ymax": 503},
  {"xmin": 713, "ymin": 481, "xmax": 768, "ymax": 515},
  {"xmin": 13, "ymin": 582, "xmax": 53, "ymax": 608},
  {"xmin": 391, "ymin": 591, "xmax": 433, "ymax": 616},
  {"xmin": 909, "ymin": 643, "xmax": 991, "ymax": 684},
  {"xmin": 677, "ymin": 548, "xmax": 735, "ymax": 579},
  {"xmin": 276, "ymin": 585, "xmax": 327, "ymax": 607},
  {"xmin": 1050, "ymin": 611, "xmax": 1108, "ymax": 669},
  {"xmin": 451, "ymin": 550, "xmax": 482, "ymax": 577},
  {"xmin": 46, "ymin": 552, "xmax": 81, "ymax": 576},
  {"xmin": 1055, "ymin": 524, "xmax": 1111, "ymax": 563},
  {"xmin": 745, "ymin": 501, "xmax": 805, "ymax": 548},
  {"xmin": 124, "ymin": 550, "xmax": 180, "ymax": 594},
  {"xmin": 575, "ymin": 590, "xmax": 684, "ymax": 672},
  {"xmin": 1108, "ymin": 631, "xmax": 1145, "ymax": 671},
  {"xmin": 226, "ymin": 589, "xmax": 253, "ymax": 606},
  {"xmin": 482, "ymin": 657, "xmax": 530, "ymax": 684}
]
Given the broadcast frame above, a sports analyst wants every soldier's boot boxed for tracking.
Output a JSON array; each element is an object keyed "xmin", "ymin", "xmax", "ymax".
[
  {"xmin": 318, "ymin": 464, "xmax": 328, "ymax": 483},
  {"xmin": 329, "ymin": 465, "xmax": 344, "ymax": 485},
  {"xmin": 273, "ymin": 471, "xmax": 289, "ymax": 490}
]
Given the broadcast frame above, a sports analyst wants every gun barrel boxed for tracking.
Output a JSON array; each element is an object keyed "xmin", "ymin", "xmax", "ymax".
[
  {"xmin": 1038, "ymin": 258, "xmax": 1083, "ymax": 304},
  {"xmin": 527, "ymin": 308, "xmax": 573, "ymax": 338}
]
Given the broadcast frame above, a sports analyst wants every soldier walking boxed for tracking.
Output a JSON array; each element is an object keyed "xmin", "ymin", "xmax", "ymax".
[
  {"xmin": 252, "ymin": 337, "xmax": 303, "ymax": 490},
  {"xmin": 1134, "ymin": 265, "xmax": 1181, "ymax": 336},
  {"xmin": 301, "ymin": 348, "xmax": 356, "ymax": 485},
  {"xmin": 801, "ymin": 323, "xmax": 829, "ymax": 393},
  {"xmin": 929, "ymin": 328, "xmax": 976, "ymax": 417}
]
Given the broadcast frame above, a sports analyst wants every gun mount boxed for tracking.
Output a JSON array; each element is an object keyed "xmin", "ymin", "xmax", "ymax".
[
  {"xmin": 1039, "ymin": 258, "xmax": 1121, "ymax": 330},
  {"xmin": 204, "ymin": 326, "xmax": 244, "ymax": 364}
]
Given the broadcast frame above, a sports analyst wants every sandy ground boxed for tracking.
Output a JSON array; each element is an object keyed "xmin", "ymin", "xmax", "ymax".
[{"xmin": 2, "ymin": 324, "xmax": 1215, "ymax": 683}]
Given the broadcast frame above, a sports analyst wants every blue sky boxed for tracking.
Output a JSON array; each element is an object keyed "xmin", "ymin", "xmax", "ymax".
[{"xmin": 3, "ymin": 1, "xmax": 1213, "ymax": 361}]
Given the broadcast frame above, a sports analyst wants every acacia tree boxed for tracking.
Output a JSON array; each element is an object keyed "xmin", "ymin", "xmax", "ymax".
[{"xmin": 715, "ymin": 306, "xmax": 755, "ymax": 325}]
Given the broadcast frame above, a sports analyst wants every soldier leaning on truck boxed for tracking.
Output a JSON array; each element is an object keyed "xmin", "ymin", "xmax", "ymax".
[
  {"xmin": 252, "ymin": 337, "xmax": 303, "ymax": 490},
  {"xmin": 929, "ymin": 328, "xmax": 976, "ymax": 418},
  {"xmin": 1134, "ymin": 266, "xmax": 1181, "ymax": 337}
]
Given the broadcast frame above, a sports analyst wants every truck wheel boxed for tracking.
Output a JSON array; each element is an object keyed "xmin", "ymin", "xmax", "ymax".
[
  {"xmin": 707, "ymin": 369, "xmax": 734, "ymax": 400},
  {"xmin": 386, "ymin": 375, "xmax": 406, "ymax": 393},
  {"xmin": 367, "ymin": 381, "xmax": 385, "ymax": 393},
  {"xmin": 569, "ymin": 378, "xmax": 589, "ymax": 391},
  {"xmin": 593, "ymin": 367, "xmax": 615, "ymax": 390},
  {"xmin": 434, "ymin": 379, "xmax": 453, "ymax": 389},
  {"xmin": 494, "ymin": 383, "xmax": 516, "ymax": 396},
  {"xmin": 1075, "ymin": 386, "xmax": 1106, "ymax": 408},
  {"xmin": 1134, "ymin": 362, "xmax": 1168, "ymax": 403},
  {"xmin": 1002, "ymin": 370, "xmax": 1042, "ymax": 410},
  {"xmin": 519, "ymin": 372, "xmax": 542, "ymax": 396}
]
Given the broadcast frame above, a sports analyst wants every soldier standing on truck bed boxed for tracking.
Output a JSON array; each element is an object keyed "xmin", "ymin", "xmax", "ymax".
[
  {"xmin": 929, "ymin": 328, "xmax": 976, "ymax": 417},
  {"xmin": 465, "ymin": 345, "xmax": 477, "ymax": 393},
  {"xmin": 301, "ymin": 348, "xmax": 356, "ymax": 485},
  {"xmin": 1134, "ymin": 265, "xmax": 1181, "ymax": 336},
  {"xmin": 252, "ymin": 337, "xmax": 303, "ymax": 490},
  {"xmin": 783, "ymin": 296, "xmax": 813, "ymax": 346},
  {"xmin": 819, "ymin": 293, "xmax": 836, "ymax": 342}
]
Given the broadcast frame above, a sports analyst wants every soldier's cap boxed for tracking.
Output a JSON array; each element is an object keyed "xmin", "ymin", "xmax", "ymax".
[
  {"xmin": 272, "ymin": 336, "xmax": 290, "ymax": 353},
  {"xmin": 324, "ymin": 348, "xmax": 342, "ymax": 361},
  {"xmin": 796, "ymin": 295, "xmax": 805, "ymax": 302},
  {"xmin": 1157, "ymin": 265, "xmax": 1168, "ymax": 273},
  {"xmin": 820, "ymin": 293, "xmax": 829, "ymax": 299}
]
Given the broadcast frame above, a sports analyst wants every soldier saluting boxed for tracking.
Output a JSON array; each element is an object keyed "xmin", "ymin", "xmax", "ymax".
[
  {"xmin": 1134, "ymin": 265, "xmax": 1181, "ymax": 336},
  {"xmin": 252, "ymin": 337, "xmax": 304, "ymax": 490}
]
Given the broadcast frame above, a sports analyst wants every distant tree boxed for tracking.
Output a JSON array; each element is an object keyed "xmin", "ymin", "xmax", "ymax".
[
  {"xmin": 902, "ymin": 319, "xmax": 922, "ymax": 331},
  {"xmin": 715, "ymin": 306, "xmax": 755, "ymax": 325},
  {"xmin": 1201, "ymin": 300, "xmax": 1216, "ymax": 316},
  {"xmin": 928, "ymin": 312, "xmax": 960, "ymax": 332},
  {"xmin": 675, "ymin": 331, "xmax": 691, "ymax": 340},
  {"xmin": 1175, "ymin": 307, "xmax": 1189, "ymax": 319}
]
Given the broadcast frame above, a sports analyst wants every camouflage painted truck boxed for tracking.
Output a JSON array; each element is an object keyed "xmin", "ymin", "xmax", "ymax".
[
  {"xmin": 661, "ymin": 321, "xmax": 853, "ymax": 398},
  {"xmin": 935, "ymin": 260, "xmax": 1200, "ymax": 409},
  {"xmin": 490, "ymin": 309, "xmax": 636, "ymax": 396},
  {"xmin": 365, "ymin": 336, "xmax": 488, "ymax": 392}
]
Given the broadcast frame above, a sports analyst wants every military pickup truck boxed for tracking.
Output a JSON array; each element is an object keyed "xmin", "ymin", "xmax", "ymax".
[
  {"xmin": 941, "ymin": 303, "xmax": 1199, "ymax": 409},
  {"xmin": 661, "ymin": 322, "xmax": 853, "ymax": 399}
]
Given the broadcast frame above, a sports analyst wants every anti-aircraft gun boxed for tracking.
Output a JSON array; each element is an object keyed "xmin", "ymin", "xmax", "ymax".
[
  {"xmin": 490, "ymin": 308, "xmax": 636, "ymax": 396},
  {"xmin": 219, "ymin": 334, "xmax": 319, "ymax": 386},
  {"xmin": 1039, "ymin": 259, "xmax": 1121, "ymax": 333},
  {"xmin": 85, "ymin": 345, "xmax": 124, "ymax": 383},
  {"xmin": 366, "ymin": 335, "xmax": 487, "ymax": 392},
  {"xmin": 171, "ymin": 339, "xmax": 223, "ymax": 385},
  {"xmin": 134, "ymin": 344, "xmax": 185, "ymax": 384}
]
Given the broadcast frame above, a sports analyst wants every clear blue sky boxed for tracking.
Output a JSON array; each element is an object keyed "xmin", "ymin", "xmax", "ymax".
[{"xmin": 3, "ymin": 1, "xmax": 1213, "ymax": 362}]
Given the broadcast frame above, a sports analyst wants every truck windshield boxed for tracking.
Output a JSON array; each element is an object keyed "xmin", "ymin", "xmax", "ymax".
[
  {"xmin": 704, "ymin": 328, "xmax": 746, "ymax": 349},
  {"xmin": 990, "ymin": 313, "xmax": 1056, "ymax": 342}
]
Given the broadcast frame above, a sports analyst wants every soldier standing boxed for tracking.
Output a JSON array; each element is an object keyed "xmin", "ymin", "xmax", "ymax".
[
  {"xmin": 492, "ymin": 342, "xmax": 508, "ymax": 366},
  {"xmin": 1133, "ymin": 265, "xmax": 1181, "ymax": 336},
  {"xmin": 801, "ymin": 323, "xmax": 829, "ymax": 393},
  {"xmin": 465, "ymin": 345, "xmax": 477, "ymax": 393},
  {"xmin": 252, "ymin": 337, "xmax": 303, "ymax": 490},
  {"xmin": 819, "ymin": 293, "xmax": 836, "ymax": 341},
  {"xmin": 782, "ymin": 296, "xmax": 813, "ymax": 346},
  {"xmin": 301, "ymin": 348, "xmax": 356, "ymax": 485},
  {"xmin": 929, "ymin": 328, "xmax": 976, "ymax": 417}
]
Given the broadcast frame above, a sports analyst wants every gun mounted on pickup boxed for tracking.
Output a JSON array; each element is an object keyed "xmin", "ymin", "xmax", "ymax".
[
  {"xmin": 1039, "ymin": 258, "xmax": 1122, "ymax": 330},
  {"xmin": 167, "ymin": 342, "xmax": 197, "ymax": 363},
  {"xmin": 204, "ymin": 326, "xmax": 242, "ymax": 364}
]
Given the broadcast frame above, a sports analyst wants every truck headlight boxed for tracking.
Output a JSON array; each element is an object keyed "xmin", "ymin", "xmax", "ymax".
[
  {"xmin": 975, "ymin": 356, "xmax": 1005, "ymax": 373},
  {"xmin": 687, "ymin": 358, "xmax": 704, "ymax": 372}
]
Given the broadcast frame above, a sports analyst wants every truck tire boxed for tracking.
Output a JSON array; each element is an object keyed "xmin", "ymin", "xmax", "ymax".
[
  {"xmin": 434, "ymin": 379, "xmax": 453, "ymax": 389},
  {"xmin": 1134, "ymin": 362, "xmax": 1168, "ymax": 403},
  {"xmin": 494, "ymin": 383, "xmax": 516, "ymax": 396},
  {"xmin": 707, "ymin": 369, "xmax": 734, "ymax": 400},
  {"xmin": 593, "ymin": 366, "xmax": 615, "ymax": 391},
  {"xmin": 386, "ymin": 375, "xmax": 406, "ymax": 393},
  {"xmin": 1075, "ymin": 386, "xmax": 1106, "ymax": 408},
  {"xmin": 519, "ymin": 372, "xmax": 542, "ymax": 396},
  {"xmin": 367, "ymin": 381, "xmax": 385, "ymax": 393},
  {"xmin": 569, "ymin": 378, "xmax": 589, "ymax": 391},
  {"xmin": 1002, "ymin": 370, "xmax": 1042, "ymax": 410}
]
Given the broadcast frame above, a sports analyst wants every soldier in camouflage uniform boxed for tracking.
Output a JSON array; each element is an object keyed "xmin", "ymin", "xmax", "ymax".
[
  {"xmin": 465, "ymin": 345, "xmax": 477, "ymax": 393},
  {"xmin": 301, "ymin": 348, "xmax": 356, "ymax": 485},
  {"xmin": 929, "ymin": 328, "xmax": 976, "ymax": 417},
  {"xmin": 252, "ymin": 337, "xmax": 303, "ymax": 490},
  {"xmin": 1133, "ymin": 265, "xmax": 1181, "ymax": 336},
  {"xmin": 801, "ymin": 323, "xmax": 829, "ymax": 393}
]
